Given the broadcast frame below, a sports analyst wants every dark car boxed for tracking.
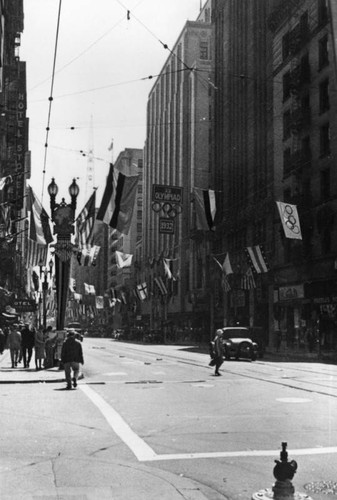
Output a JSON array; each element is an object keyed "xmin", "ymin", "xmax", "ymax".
[
  {"xmin": 65, "ymin": 322, "xmax": 84, "ymax": 342},
  {"xmin": 221, "ymin": 327, "xmax": 258, "ymax": 361}
]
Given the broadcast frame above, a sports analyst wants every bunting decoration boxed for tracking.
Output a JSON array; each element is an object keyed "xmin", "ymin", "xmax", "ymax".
[
  {"xmin": 77, "ymin": 245, "xmax": 100, "ymax": 266},
  {"xmin": 276, "ymin": 201, "xmax": 302, "ymax": 240},
  {"xmin": 246, "ymin": 245, "xmax": 269, "ymax": 274},
  {"xmin": 154, "ymin": 276, "xmax": 167, "ymax": 296},
  {"xmin": 136, "ymin": 282, "xmax": 148, "ymax": 301},
  {"xmin": 95, "ymin": 296, "xmax": 104, "ymax": 309},
  {"xmin": 115, "ymin": 250, "xmax": 133, "ymax": 268},
  {"xmin": 97, "ymin": 163, "xmax": 139, "ymax": 235},
  {"xmin": 84, "ymin": 283, "xmax": 96, "ymax": 295},
  {"xmin": 193, "ymin": 187, "xmax": 216, "ymax": 231},
  {"xmin": 0, "ymin": 175, "xmax": 12, "ymax": 190},
  {"xmin": 69, "ymin": 278, "xmax": 76, "ymax": 293},
  {"xmin": 27, "ymin": 187, "xmax": 53, "ymax": 245},
  {"xmin": 221, "ymin": 274, "xmax": 231, "ymax": 292},
  {"xmin": 213, "ymin": 253, "xmax": 233, "ymax": 275},
  {"xmin": 75, "ymin": 191, "xmax": 96, "ymax": 249}
]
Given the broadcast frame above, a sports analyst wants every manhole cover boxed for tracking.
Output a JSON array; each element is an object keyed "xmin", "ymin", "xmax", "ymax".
[{"xmin": 304, "ymin": 481, "xmax": 337, "ymax": 495}]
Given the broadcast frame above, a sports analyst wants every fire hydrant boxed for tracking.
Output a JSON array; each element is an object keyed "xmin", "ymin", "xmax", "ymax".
[{"xmin": 251, "ymin": 442, "xmax": 313, "ymax": 499}]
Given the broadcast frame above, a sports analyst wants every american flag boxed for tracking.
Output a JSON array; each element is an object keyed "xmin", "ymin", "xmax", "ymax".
[
  {"xmin": 75, "ymin": 191, "xmax": 96, "ymax": 249},
  {"xmin": 241, "ymin": 267, "xmax": 256, "ymax": 290}
]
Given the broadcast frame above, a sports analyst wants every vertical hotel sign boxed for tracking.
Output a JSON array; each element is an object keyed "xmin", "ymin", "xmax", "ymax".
[
  {"xmin": 0, "ymin": 11, "xmax": 4, "ymax": 92},
  {"xmin": 15, "ymin": 62, "xmax": 26, "ymax": 210},
  {"xmin": 329, "ymin": 0, "xmax": 337, "ymax": 84}
]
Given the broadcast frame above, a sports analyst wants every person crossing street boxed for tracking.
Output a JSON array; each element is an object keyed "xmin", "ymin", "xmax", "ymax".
[{"xmin": 61, "ymin": 330, "xmax": 84, "ymax": 389}]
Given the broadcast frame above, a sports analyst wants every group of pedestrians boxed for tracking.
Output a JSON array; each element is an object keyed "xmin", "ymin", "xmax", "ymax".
[{"xmin": 2, "ymin": 322, "xmax": 47, "ymax": 370}]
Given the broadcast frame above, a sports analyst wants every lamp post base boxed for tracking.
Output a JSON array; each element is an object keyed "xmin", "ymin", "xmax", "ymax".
[{"xmin": 252, "ymin": 488, "xmax": 312, "ymax": 500}]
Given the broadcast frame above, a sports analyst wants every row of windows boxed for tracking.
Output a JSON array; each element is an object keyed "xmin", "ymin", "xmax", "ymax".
[{"xmin": 282, "ymin": 2, "xmax": 328, "ymax": 62}]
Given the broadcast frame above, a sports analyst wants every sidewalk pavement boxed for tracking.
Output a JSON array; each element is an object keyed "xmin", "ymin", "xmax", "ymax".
[{"xmin": 0, "ymin": 350, "xmax": 65, "ymax": 384}]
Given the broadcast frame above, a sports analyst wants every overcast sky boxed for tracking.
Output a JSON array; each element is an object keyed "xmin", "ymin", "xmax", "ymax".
[{"xmin": 21, "ymin": 0, "xmax": 202, "ymax": 211}]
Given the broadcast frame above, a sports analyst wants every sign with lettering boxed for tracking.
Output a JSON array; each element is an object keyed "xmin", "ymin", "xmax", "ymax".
[
  {"xmin": 152, "ymin": 185, "xmax": 183, "ymax": 204},
  {"xmin": 159, "ymin": 218, "xmax": 174, "ymax": 234},
  {"xmin": 13, "ymin": 299, "xmax": 36, "ymax": 312},
  {"xmin": 279, "ymin": 284, "xmax": 304, "ymax": 301}
]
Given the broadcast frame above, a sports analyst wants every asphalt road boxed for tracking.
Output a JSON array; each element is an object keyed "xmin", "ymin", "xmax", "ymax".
[{"xmin": 1, "ymin": 338, "xmax": 337, "ymax": 499}]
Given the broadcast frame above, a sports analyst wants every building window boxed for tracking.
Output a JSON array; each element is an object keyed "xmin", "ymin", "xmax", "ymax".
[
  {"xmin": 283, "ymin": 110, "xmax": 291, "ymax": 140},
  {"xmin": 283, "ymin": 147, "xmax": 291, "ymax": 177},
  {"xmin": 282, "ymin": 32, "xmax": 291, "ymax": 60},
  {"xmin": 318, "ymin": 35, "xmax": 329, "ymax": 70},
  {"xmin": 283, "ymin": 71, "xmax": 291, "ymax": 101},
  {"xmin": 137, "ymin": 185, "xmax": 142, "ymax": 194},
  {"xmin": 137, "ymin": 223, "xmax": 142, "ymax": 233},
  {"xmin": 318, "ymin": 0, "xmax": 328, "ymax": 25},
  {"xmin": 300, "ymin": 53, "xmax": 310, "ymax": 84},
  {"xmin": 319, "ymin": 78, "xmax": 329, "ymax": 113},
  {"xmin": 138, "ymin": 159, "xmax": 143, "ymax": 168},
  {"xmin": 320, "ymin": 168, "xmax": 330, "ymax": 201},
  {"xmin": 319, "ymin": 122, "xmax": 330, "ymax": 156},
  {"xmin": 137, "ymin": 210, "xmax": 142, "ymax": 219},
  {"xmin": 302, "ymin": 136, "xmax": 311, "ymax": 166},
  {"xmin": 200, "ymin": 41, "xmax": 209, "ymax": 60}
]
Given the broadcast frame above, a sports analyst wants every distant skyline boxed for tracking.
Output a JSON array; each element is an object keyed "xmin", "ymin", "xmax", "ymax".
[{"xmin": 21, "ymin": 0, "xmax": 203, "ymax": 210}]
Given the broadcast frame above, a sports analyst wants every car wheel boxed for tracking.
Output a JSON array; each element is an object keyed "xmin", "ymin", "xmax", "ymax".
[{"xmin": 251, "ymin": 353, "xmax": 257, "ymax": 361}]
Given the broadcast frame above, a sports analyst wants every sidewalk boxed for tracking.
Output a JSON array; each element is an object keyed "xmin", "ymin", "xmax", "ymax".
[{"xmin": 0, "ymin": 350, "xmax": 65, "ymax": 384}]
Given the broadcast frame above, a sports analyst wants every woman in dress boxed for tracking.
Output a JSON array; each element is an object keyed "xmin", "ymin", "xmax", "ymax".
[{"xmin": 34, "ymin": 328, "xmax": 45, "ymax": 370}]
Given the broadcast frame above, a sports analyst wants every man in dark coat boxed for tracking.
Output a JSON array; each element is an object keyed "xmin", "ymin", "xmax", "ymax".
[
  {"xmin": 61, "ymin": 331, "xmax": 84, "ymax": 389},
  {"xmin": 21, "ymin": 323, "xmax": 35, "ymax": 368}
]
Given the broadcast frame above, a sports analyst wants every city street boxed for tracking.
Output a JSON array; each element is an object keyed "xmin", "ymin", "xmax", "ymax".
[{"xmin": 0, "ymin": 338, "xmax": 337, "ymax": 499}]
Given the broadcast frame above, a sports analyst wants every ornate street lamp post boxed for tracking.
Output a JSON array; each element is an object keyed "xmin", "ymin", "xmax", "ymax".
[
  {"xmin": 38, "ymin": 257, "xmax": 54, "ymax": 330},
  {"xmin": 47, "ymin": 178, "xmax": 79, "ymax": 330}
]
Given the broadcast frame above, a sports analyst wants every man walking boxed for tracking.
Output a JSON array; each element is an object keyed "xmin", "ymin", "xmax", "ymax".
[
  {"xmin": 61, "ymin": 330, "xmax": 84, "ymax": 389},
  {"xmin": 21, "ymin": 323, "xmax": 35, "ymax": 368}
]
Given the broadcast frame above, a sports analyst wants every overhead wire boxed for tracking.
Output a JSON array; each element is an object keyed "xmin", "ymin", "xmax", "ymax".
[{"xmin": 40, "ymin": 0, "xmax": 63, "ymax": 204}]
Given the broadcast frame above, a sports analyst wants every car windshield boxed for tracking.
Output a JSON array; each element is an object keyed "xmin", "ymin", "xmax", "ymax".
[
  {"xmin": 222, "ymin": 329, "xmax": 249, "ymax": 340},
  {"xmin": 67, "ymin": 323, "xmax": 81, "ymax": 329}
]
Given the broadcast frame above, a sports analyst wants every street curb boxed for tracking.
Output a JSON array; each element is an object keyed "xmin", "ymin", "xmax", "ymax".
[{"xmin": 0, "ymin": 378, "xmax": 65, "ymax": 384}]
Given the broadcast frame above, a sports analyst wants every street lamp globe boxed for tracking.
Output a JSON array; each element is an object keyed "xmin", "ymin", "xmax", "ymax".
[
  {"xmin": 47, "ymin": 178, "xmax": 58, "ymax": 197},
  {"xmin": 68, "ymin": 178, "xmax": 79, "ymax": 198}
]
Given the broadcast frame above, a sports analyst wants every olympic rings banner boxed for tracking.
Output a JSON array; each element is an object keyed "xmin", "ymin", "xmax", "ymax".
[{"xmin": 276, "ymin": 201, "xmax": 302, "ymax": 240}]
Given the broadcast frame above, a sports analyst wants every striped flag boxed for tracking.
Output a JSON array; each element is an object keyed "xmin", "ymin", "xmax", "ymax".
[
  {"xmin": 26, "ymin": 239, "xmax": 48, "ymax": 268},
  {"xmin": 240, "ymin": 267, "xmax": 256, "ymax": 290},
  {"xmin": 27, "ymin": 187, "xmax": 53, "ymax": 245},
  {"xmin": 193, "ymin": 188, "xmax": 216, "ymax": 231},
  {"xmin": 97, "ymin": 163, "xmax": 139, "ymax": 235},
  {"xmin": 154, "ymin": 276, "xmax": 167, "ymax": 296},
  {"xmin": 75, "ymin": 191, "xmax": 96, "ymax": 249},
  {"xmin": 246, "ymin": 245, "xmax": 269, "ymax": 274}
]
